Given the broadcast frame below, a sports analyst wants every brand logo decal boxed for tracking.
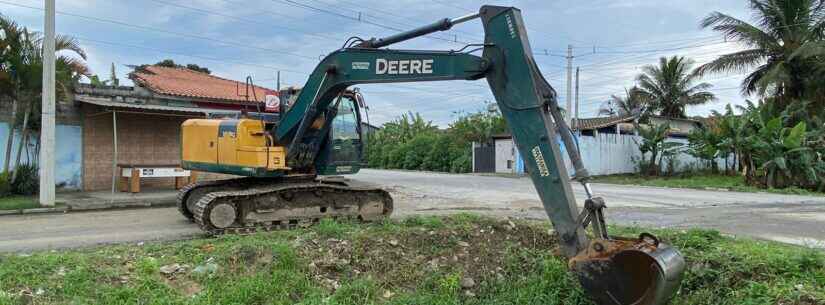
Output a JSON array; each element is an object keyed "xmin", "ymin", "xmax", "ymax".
[
  {"xmin": 375, "ymin": 58, "xmax": 433, "ymax": 75},
  {"xmin": 532, "ymin": 146, "xmax": 550, "ymax": 177},
  {"xmin": 352, "ymin": 62, "xmax": 370, "ymax": 70},
  {"xmin": 505, "ymin": 14, "xmax": 516, "ymax": 39}
]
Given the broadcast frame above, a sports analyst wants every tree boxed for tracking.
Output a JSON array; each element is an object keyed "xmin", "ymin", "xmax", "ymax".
[
  {"xmin": 0, "ymin": 14, "xmax": 89, "ymax": 176},
  {"xmin": 635, "ymin": 123, "xmax": 682, "ymax": 176},
  {"xmin": 153, "ymin": 59, "xmax": 211, "ymax": 74},
  {"xmin": 697, "ymin": 0, "xmax": 825, "ymax": 111},
  {"xmin": 449, "ymin": 106, "xmax": 507, "ymax": 146},
  {"xmin": 687, "ymin": 125, "xmax": 721, "ymax": 173},
  {"xmin": 598, "ymin": 86, "xmax": 649, "ymax": 117},
  {"xmin": 636, "ymin": 56, "xmax": 716, "ymax": 118},
  {"xmin": 711, "ymin": 104, "xmax": 748, "ymax": 174}
]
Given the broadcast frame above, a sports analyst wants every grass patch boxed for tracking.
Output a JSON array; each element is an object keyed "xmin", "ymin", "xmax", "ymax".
[
  {"xmin": 0, "ymin": 195, "xmax": 39, "ymax": 210},
  {"xmin": 590, "ymin": 173, "xmax": 825, "ymax": 196},
  {"xmin": 0, "ymin": 215, "xmax": 822, "ymax": 305}
]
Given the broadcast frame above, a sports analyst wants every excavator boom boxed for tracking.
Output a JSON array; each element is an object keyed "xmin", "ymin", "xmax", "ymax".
[{"xmin": 272, "ymin": 5, "xmax": 686, "ymax": 305}]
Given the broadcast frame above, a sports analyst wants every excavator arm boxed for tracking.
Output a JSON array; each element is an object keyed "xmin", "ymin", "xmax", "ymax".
[{"xmin": 275, "ymin": 5, "xmax": 685, "ymax": 305}]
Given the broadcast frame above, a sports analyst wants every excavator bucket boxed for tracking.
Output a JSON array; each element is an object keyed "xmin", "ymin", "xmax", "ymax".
[{"xmin": 571, "ymin": 236, "xmax": 686, "ymax": 305}]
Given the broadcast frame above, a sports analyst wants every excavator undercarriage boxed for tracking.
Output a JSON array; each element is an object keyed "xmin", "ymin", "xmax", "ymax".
[{"xmin": 177, "ymin": 176, "xmax": 392, "ymax": 234}]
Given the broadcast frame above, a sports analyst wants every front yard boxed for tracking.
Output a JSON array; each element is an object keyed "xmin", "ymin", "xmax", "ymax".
[
  {"xmin": 0, "ymin": 215, "xmax": 822, "ymax": 305},
  {"xmin": 0, "ymin": 196, "xmax": 39, "ymax": 211}
]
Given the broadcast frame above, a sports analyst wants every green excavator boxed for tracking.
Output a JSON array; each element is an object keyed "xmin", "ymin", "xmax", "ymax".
[{"xmin": 177, "ymin": 5, "xmax": 686, "ymax": 305}]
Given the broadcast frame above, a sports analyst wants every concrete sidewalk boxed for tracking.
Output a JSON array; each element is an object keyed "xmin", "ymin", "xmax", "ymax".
[
  {"xmin": 0, "ymin": 189, "xmax": 178, "ymax": 216},
  {"xmin": 59, "ymin": 189, "xmax": 178, "ymax": 210}
]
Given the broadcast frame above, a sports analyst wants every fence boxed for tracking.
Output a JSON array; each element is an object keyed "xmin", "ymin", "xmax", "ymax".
[{"xmin": 568, "ymin": 133, "xmax": 731, "ymax": 176}]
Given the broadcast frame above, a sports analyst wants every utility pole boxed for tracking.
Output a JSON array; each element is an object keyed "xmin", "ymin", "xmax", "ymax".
[
  {"xmin": 574, "ymin": 67, "xmax": 580, "ymax": 130},
  {"xmin": 565, "ymin": 44, "xmax": 573, "ymax": 125},
  {"xmin": 39, "ymin": 0, "xmax": 56, "ymax": 206}
]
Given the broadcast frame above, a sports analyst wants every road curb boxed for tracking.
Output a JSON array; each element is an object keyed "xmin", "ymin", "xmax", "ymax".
[{"xmin": 0, "ymin": 201, "xmax": 176, "ymax": 216}]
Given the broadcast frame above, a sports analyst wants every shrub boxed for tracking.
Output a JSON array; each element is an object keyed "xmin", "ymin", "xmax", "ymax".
[
  {"xmin": 11, "ymin": 164, "xmax": 39, "ymax": 196},
  {"xmin": 0, "ymin": 172, "xmax": 11, "ymax": 197}
]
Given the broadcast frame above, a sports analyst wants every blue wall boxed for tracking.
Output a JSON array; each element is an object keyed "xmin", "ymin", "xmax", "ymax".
[{"xmin": 0, "ymin": 122, "xmax": 82, "ymax": 189}]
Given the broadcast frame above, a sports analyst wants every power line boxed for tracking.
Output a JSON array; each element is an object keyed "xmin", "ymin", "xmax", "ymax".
[
  {"xmin": 147, "ymin": 0, "xmax": 341, "ymax": 41},
  {"xmin": 74, "ymin": 36, "xmax": 308, "ymax": 75},
  {"xmin": 429, "ymin": 0, "xmax": 473, "ymax": 12},
  {"xmin": 337, "ymin": 0, "xmax": 484, "ymax": 39},
  {"xmin": 0, "ymin": 0, "xmax": 318, "ymax": 60},
  {"xmin": 590, "ymin": 35, "xmax": 720, "ymax": 49},
  {"xmin": 307, "ymin": 0, "xmax": 484, "ymax": 42},
  {"xmin": 273, "ymin": 0, "xmax": 474, "ymax": 45}
]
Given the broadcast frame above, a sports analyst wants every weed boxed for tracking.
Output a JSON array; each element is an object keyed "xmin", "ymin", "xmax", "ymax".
[{"xmin": 0, "ymin": 215, "xmax": 822, "ymax": 305}]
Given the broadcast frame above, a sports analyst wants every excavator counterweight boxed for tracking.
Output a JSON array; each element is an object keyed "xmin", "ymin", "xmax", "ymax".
[{"xmin": 178, "ymin": 5, "xmax": 686, "ymax": 305}]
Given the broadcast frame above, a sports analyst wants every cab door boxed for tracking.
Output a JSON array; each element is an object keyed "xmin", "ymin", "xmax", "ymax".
[{"xmin": 317, "ymin": 96, "xmax": 363, "ymax": 175}]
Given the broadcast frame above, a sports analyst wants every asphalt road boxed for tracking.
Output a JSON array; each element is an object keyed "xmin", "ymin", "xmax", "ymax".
[{"xmin": 1, "ymin": 169, "xmax": 823, "ymax": 252}]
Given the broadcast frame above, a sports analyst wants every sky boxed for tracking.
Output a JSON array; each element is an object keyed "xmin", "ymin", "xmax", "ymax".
[{"xmin": 1, "ymin": 0, "xmax": 755, "ymax": 127}]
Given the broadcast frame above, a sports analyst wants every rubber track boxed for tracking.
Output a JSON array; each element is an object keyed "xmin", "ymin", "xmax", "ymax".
[
  {"xmin": 176, "ymin": 178, "xmax": 249, "ymax": 221},
  {"xmin": 191, "ymin": 181, "xmax": 393, "ymax": 235}
]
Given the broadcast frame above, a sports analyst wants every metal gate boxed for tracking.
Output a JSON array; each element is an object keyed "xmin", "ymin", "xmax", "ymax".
[{"xmin": 473, "ymin": 146, "xmax": 495, "ymax": 173}]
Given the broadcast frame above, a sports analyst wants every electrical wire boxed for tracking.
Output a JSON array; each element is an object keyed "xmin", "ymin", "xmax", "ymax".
[
  {"xmin": 0, "ymin": 0, "xmax": 318, "ymax": 60},
  {"xmin": 273, "ymin": 0, "xmax": 474, "ymax": 45}
]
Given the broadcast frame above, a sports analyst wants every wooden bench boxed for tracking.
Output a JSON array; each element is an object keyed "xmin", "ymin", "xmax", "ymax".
[{"xmin": 117, "ymin": 164, "xmax": 198, "ymax": 193}]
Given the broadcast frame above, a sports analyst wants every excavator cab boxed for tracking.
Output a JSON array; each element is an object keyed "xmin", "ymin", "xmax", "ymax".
[{"xmin": 315, "ymin": 94, "xmax": 364, "ymax": 175}]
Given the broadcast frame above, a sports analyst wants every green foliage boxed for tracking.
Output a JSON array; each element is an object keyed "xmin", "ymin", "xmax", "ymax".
[
  {"xmin": 687, "ymin": 124, "xmax": 722, "ymax": 173},
  {"xmin": 682, "ymin": 99, "xmax": 825, "ymax": 191},
  {"xmin": 153, "ymin": 59, "xmax": 211, "ymax": 74},
  {"xmin": 598, "ymin": 86, "xmax": 649, "ymax": 117},
  {"xmin": 0, "ymin": 171, "xmax": 11, "ymax": 197},
  {"xmin": 1, "ymin": 216, "xmax": 823, "ymax": 305},
  {"xmin": 366, "ymin": 108, "xmax": 506, "ymax": 173},
  {"xmin": 11, "ymin": 163, "xmax": 38, "ymax": 195},
  {"xmin": 635, "ymin": 123, "xmax": 683, "ymax": 176},
  {"xmin": 698, "ymin": 0, "xmax": 825, "ymax": 111},
  {"xmin": 636, "ymin": 56, "xmax": 716, "ymax": 118}
]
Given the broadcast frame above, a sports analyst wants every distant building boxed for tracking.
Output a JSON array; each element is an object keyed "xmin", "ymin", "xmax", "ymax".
[
  {"xmin": 574, "ymin": 115, "xmax": 703, "ymax": 138},
  {"xmin": 360, "ymin": 122, "xmax": 380, "ymax": 140},
  {"xmin": 471, "ymin": 115, "xmax": 709, "ymax": 175},
  {"xmin": 0, "ymin": 66, "xmax": 278, "ymax": 191}
]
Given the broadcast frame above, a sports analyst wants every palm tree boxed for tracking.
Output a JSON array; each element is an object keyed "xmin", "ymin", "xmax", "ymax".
[
  {"xmin": 636, "ymin": 56, "xmax": 716, "ymax": 118},
  {"xmin": 697, "ymin": 0, "xmax": 825, "ymax": 109},
  {"xmin": 598, "ymin": 86, "xmax": 649, "ymax": 117},
  {"xmin": 0, "ymin": 14, "xmax": 89, "ymax": 175}
]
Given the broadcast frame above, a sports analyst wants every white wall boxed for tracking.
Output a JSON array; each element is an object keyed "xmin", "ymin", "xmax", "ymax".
[
  {"xmin": 494, "ymin": 138, "xmax": 515, "ymax": 174},
  {"xmin": 570, "ymin": 133, "xmax": 731, "ymax": 176},
  {"xmin": 0, "ymin": 122, "xmax": 83, "ymax": 189},
  {"xmin": 475, "ymin": 133, "xmax": 731, "ymax": 177}
]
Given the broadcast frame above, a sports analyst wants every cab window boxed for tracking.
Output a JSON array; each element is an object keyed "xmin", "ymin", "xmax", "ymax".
[{"xmin": 332, "ymin": 97, "xmax": 359, "ymax": 141}]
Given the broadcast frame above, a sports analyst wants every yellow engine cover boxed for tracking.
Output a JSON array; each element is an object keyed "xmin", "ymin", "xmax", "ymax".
[{"xmin": 181, "ymin": 119, "xmax": 288, "ymax": 176}]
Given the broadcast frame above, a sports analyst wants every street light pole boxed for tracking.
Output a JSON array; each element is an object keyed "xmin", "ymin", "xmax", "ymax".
[{"xmin": 39, "ymin": 0, "xmax": 56, "ymax": 206}]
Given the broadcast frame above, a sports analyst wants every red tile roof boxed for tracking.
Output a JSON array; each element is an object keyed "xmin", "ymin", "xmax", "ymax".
[{"xmin": 130, "ymin": 66, "xmax": 275, "ymax": 104}]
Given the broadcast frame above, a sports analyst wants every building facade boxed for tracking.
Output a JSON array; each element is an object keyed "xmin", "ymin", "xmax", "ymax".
[{"xmin": 0, "ymin": 66, "xmax": 277, "ymax": 191}]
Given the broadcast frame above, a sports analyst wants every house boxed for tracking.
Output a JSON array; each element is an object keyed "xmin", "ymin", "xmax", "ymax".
[
  {"xmin": 472, "ymin": 134, "xmax": 525, "ymax": 175},
  {"xmin": 0, "ymin": 66, "xmax": 281, "ymax": 191},
  {"xmin": 574, "ymin": 115, "xmax": 703, "ymax": 138},
  {"xmin": 360, "ymin": 122, "xmax": 380, "ymax": 139},
  {"xmin": 471, "ymin": 115, "xmax": 709, "ymax": 175}
]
